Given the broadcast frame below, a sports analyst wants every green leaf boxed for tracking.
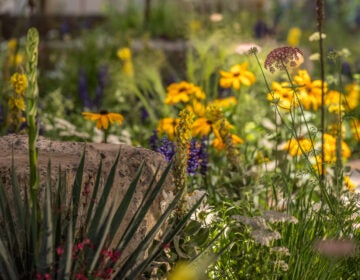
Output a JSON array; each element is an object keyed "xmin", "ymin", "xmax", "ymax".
[
  {"xmin": 57, "ymin": 205, "xmax": 73, "ymax": 280},
  {"xmin": 39, "ymin": 160, "xmax": 54, "ymax": 272},
  {"xmin": 0, "ymin": 239, "xmax": 18, "ymax": 279},
  {"xmin": 88, "ymin": 150, "xmax": 121, "ymax": 240},
  {"xmin": 118, "ymin": 187, "xmax": 185, "ymax": 279},
  {"xmin": 115, "ymin": 163, "xmax": 172, "ymax": 253},
  {"xmin": 71, "ymin": 147, "xmax": 86, "ymax": 230},
  {"xmin": 127, "ymin": 192, "xmax": 207, "ymax": 279}
]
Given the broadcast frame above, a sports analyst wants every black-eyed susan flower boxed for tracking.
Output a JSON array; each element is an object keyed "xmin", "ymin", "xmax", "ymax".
[
  {"xmin": 219, "ymin": 62, "xmax": 256, "ymax": 90},
  {"xmin": 267, "ymin": 81, "xmax": 297, "ymax": 111},
  {"xmin": 293, "ymin": 69, "xmax": 327, "ymax": 111},
  {"xmin": 82, "ymin": 110, "xmax": 124, "ymax": 130},
  {"xmin": 157, "ymin": 117, "xmax": 179, "ymax": 140},
  {"xmin": 283, "ymin": 138, "xmax": 313, "ymax": 157},
  {"xmin": 212, "ymin": 133, "xmax": 244, "ymax": 151},
  {"xmin": 344, "ymin": 83, "xmax": 359, "ymax": 111},
  {"xmin": 82, "ymin": 110, "xmax": 124, "ymax": 133},
  {"xmin": 165, "ymin": 81, "xmax": 206, "ymax": 105},
  {"xmin": 209, "ymin": 96, "xmax": 237, "ymax": 109}
]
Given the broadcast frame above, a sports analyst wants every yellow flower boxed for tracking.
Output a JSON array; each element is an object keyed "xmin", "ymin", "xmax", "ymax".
[
  {"xmin": 9, "ymin": 53, "xmax": 24, "ymax": 66},
  {"xmin": 177, "ymin": 109, "xmax": 194, "ymax": 146},
  {"xmin": 283, "ymin": 138, "xmax": 313, "ymax": 157},
  {"xmin": 344, "ymin": 176, "xmax": 356, "ymax": 192},
  {"xmin": 168, "ymin": 262, "xmax": 197, "ymax": 280},
  {"xmin": 10, "ymin": 72, "xmax": 28, "ymax": 95},
  {"xmin": 8, "ymin": 96, "xmax": 26, "ymax": 111},
  {"xmin": 209, "ymin": 96, "xmax": 237, "ymax": 109},
  {"xmin": 219, "ymin": 62, "xmax": 256, "ymax": 90},
  {"xmin": 186, "ymin": 99, "xmax": 206, "ymax": 117},
  {"xmin": 293, "ymin": 69, "xmax": 327, "ymax": 111},
  {"xmin": 322, "ymin": 133, "xmax": 351, "ymax": 163},
  {"xmin": 267, "ymin": 81, "xmax": 297, "ymax": 111},
  {"xmin": 351, "ymin": 118, "xmax": 360, "ymax": 141},
  {"xmin": 7, "ymin": 38, "xmax": 17, "ymax": 51},
  {"xmin": 157, "ymin": 117, "xmax": 179, "ymax": 140},
  {"xmin": 122, "ymin": 60, "xmax": 134, "ymax": 77},
  {"xmin": 165, "ymin": 81, "xmax": 205, "ymax": 105},
  {"xmin": 82, "ymin": 110, "xmax": 124, "ymax": 130},
  {"xmin": 287, "ymin": 27, "xmax": 302, "ymax": 46},
  {"xmin": 212, "ymin": 133, "xmax": 243, "ymax": 151},
  {"xmin": 117, "ymin": 47, "xmax": 132, "ymax": 60},
  {"xmin": 192, "ymin": 117, "xmax": 214, "ymax": 137},
  {"xmin": 344, "ymin": 83, "xmax": 359, "ymax": 111}
]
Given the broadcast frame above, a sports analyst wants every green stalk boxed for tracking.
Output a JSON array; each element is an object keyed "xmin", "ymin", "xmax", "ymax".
[{"xmin": 25, "ymin": 28, "xmax": 40, "ymax": 208}]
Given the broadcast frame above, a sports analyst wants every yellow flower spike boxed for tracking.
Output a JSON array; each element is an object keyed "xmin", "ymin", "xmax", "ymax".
[
  {"xmin": 8, "ymin": 96, "xmax": 26, "ymax": 111},
  {"xmin": 10, "ymin": 72, "xmax": 28, "ymax": 95},
  {"xmin": 7, "ymin": 38, "xmax": 17, "ymax": 51},
  {"xmin": 117, "ymin": 47, "xmax": 132, "ymax": 60},
  {"xmin": 219, "ymin": 62, "xmax": 256, "ymax": 90}
]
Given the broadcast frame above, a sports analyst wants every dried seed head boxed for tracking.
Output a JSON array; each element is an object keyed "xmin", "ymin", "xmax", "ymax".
[{"xmin": 264, "ymin": 46, "xmax": 303, "ymax": 73}]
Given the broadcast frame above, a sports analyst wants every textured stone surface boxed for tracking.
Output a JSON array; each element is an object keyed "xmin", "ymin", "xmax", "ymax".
[{"xmin": 0, "ymin": 134, "xmax": 174, "ymax": 263}]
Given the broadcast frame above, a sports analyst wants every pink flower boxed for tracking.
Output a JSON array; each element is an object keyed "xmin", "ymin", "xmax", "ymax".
[{"xmin": 56, "ymin": 246, "xmax": 64, "ymax": 255}]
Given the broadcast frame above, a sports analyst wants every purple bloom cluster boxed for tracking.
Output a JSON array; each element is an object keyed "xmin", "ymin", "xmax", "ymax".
[
  {"xmin": 264, "ymin": 46, "xmax": 303, "ymax": 73},
  {"xmin": 199, "ymin": 136, "xmax": 209, "ymax": 175},
  {"xmin": 78, "ymin": 66, "xmax": 108, "ymax": 109},
  {"xmin": 188, "ymin": 138, "xmax": 199, "ymax": 175},
  {"xmin": 149, "ymin": 132, "xmax": 209, "ymax": 175},
  {"xmin": 157, "ymin": 137, "xmax": 175, "ymax": 162}
]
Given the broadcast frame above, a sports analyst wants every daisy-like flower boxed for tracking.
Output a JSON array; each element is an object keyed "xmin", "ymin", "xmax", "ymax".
[
  {"xmin": 344, "ymin": 176, "xmax": 356, "ymax": 192},
  {"xmin": 219, "ymin": 62, "xmax": 256, "ymax": 90},
  {"xmin": 283, "ymin": 138, "xmax": 313, "ymax": 157},
  {"xmin": 264, "ymin": 46, "xmax": 303, "ymax": 73},
  {"xmin": 209, "ymin": 96, "xmax": 237, "ymax": 109},
  {"xmin": 212, "ymin": 133, "xmax": 243, "ymax": 151},
  {"xmin": 82, "ymin": 110, "xmax": 124, "ymax": 130},
  {"xmin": 293, "ymin": 69, "xmax": 327, "ymax": 111},
  {"xmin": 267, "ymin": 81, "xmax": 297, "ymax": 111},
  {"xmin": 321, "ymin": 133, "xmax": 351, "ymax": 163},
  {"xmin": 10, "ymin": 72, "xmax": 28, "ymax": 95},
  {"xmin": 157, "ymin": 117, "xmax": 179, "ymax": 140},
  {"xmin": 350, "ymin": 118, "xmax": 360, "ymax": 141},
  {"xmin": 165, "ymin": 81, "xmax": 206, "ymax": 105},
  {"xmin": 344, "ymin": 83, "xmax": 359, "ymax": 111}
]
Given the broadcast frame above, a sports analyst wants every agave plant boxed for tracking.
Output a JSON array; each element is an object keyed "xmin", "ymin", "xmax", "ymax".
[{"xmin": 0, "ymin": 149, "xmax": 205, "ymax": 279}]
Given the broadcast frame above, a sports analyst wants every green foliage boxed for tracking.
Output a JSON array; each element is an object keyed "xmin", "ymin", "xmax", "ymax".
[{"xmin": 0, "ymin": 150, "xmax": 204, "ymax": 279}]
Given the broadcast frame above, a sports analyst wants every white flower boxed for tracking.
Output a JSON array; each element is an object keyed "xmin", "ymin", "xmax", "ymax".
[{"xmin": 308, "ymin": 32, "xmax": 326, "ymax": 42}]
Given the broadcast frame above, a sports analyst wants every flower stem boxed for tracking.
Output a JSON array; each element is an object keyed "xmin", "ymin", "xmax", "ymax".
[{"xmin": 25, "ymin": 28, "xmax": 40, "ymax": 208}]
